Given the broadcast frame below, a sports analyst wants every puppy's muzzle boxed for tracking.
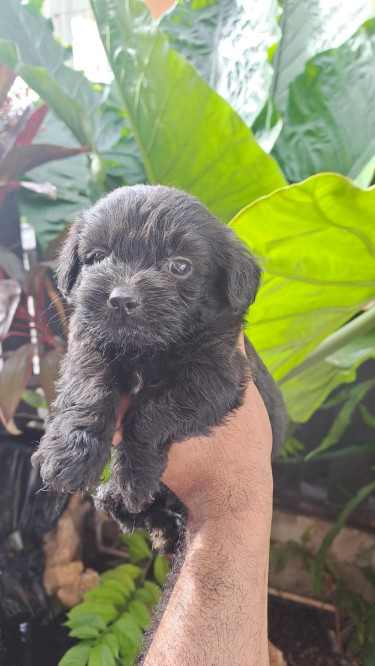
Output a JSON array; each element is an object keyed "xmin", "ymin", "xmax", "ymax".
[{"xmin": 108, "ymin": 288, "xmax": 140, "ymax": 314}]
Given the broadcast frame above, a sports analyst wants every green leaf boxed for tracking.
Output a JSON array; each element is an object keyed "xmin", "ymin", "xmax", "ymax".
[
  {"xmin": 68, "ymin": 602, "xmax": 118, "ymax": 625},
  {"xmin": 153, "ymin": 555, "xmax": 170, "ymax": 587},
  {"xmin": 88, "ymin": 644, "xmax": 116, "ymax": 666},
  {"xmin": 99, "ymin": 634, "xmax": 120, "ymax": 659},
  {"xmin": 85, "ymin": 586, "xmax": 127, "ymax": 606},
  {"xmin": 127, "ymin": 601, "xmax": 150, "ymax": 630},
  {"xmin": 100, "ymin": 570, "xmax": 136, "ymax": 591},
  {"xmin": 134, "ymin": 588, "xmax": 153, "ymax": 603},
  {"xmin": 90, "ymin": 0, "xmax": 285, "ymax": 222},
  {"xmin": 21, "ymin": 389, "xmax": 47, "ymax": 409},
  {"xmin": 143, "ymin": 581, "xmax": 162, "ymax": 606},
  {"xmin": 306, "ymin": 378, "xmax": 375, "ymax": 460},
  {"xmin": 230, "ymin": 174, "xmax": 375, "ymax": 383},
  {"xmin": 0, "ymin": 1, "xmax": 101, "ymax": 150},
  {"xmin": 274, "ymin": 443, "xmax": 375, "ymax": 465},
  {"xmin": 160, "ymin": 0, "xmax": 280, "ymax": 126},
  {"xmin": 121, "ymin": 531, "xmax": 151, "ymax": 563},
  {"xmin": 281, "ymin": 328, "xmax": 375, "ymax": 422},
  {"xmin": 111, "ymin": 613, "xmax": 143, "ymax": 650},
  {"xmin": 100, "ymin": 579, "xmax": 132, "ymax": 600},
  {"xmin": 58, "ymin": 643, "xmax": 92, "ymax": 666},
  {"xmin": 273, "ymin": 20, "xmax": 375, "ymax": 183},
  {"xmin": 278, "ymin": 436, "xmax": 304, "ymax": 459},
  {"xmin": 112, "ymin": 563, "xmax": 142, "ymax": 581},
  {"xmin": 271, "ymin": 0, "xmax": 375, "ymax": 113},
  {"xmin": 69, "ymin": 625, "xmax": 100, "ymax": 640},
  {"xmin": 311, "ymin": 480, "xmax": 375, "ymax": 598},
  {"xmin": 65, "ymin": 613, "xmax": 107, "ymax": 632},
  {"xmin": 0, "ymin": 343, "xmax": 34, "ymax": 423},
  {"xmin": 360, "ymin": 405, "xmax": 375, "ymax": 429}
]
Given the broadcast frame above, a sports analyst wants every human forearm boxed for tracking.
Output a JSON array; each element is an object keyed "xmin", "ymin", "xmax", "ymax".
[{"xmin": 144, "ymin": 419, "xmax": 273, "ymax": 666}]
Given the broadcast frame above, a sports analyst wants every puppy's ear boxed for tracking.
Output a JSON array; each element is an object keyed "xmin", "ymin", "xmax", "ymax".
[
  {"xmin": 219, "ymin": 231, "xmax": 261, "ymax": 316},
  {"xmin": 56, "ymin": 216, "xmax": 83, "ymax": 299}
]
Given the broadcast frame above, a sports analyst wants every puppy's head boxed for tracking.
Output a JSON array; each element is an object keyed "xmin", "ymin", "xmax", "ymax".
[{"xmin": 57, "ymin": 185, "xmax": 260, "ymax": 350}]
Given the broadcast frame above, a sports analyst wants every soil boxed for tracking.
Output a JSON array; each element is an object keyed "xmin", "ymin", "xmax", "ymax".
[{"xmin": 269, "ymin": 596, "xmax": 344, "ymax": 666}]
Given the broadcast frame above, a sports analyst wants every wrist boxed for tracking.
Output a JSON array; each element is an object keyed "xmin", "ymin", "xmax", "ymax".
[{"xmin": 184, "ymin": 460, "xmax": 273, "ymax": 540}]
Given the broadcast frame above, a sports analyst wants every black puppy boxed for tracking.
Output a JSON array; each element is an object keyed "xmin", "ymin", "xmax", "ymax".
[{"xmin": 32, "ymin": 185, "xmax": 287, "ymax": 548}]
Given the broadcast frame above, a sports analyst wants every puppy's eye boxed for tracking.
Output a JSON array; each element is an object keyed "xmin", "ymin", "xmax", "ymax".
[
  {"xmin": 168, "ymin": 258, "xmax": 192, "ymax": 277},
  {"xmin": 85, "ymin": 251, "xmax": 108, "ymax": 265}
]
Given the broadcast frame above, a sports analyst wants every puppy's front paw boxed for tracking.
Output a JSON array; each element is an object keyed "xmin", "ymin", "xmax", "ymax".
[
  {"xmin": 110, "ymin": 449, "xmax": 165, "ymax": 514},
  {"xmin": 32, "ymin": 423, "xmax": 110, "ymax": 493}
]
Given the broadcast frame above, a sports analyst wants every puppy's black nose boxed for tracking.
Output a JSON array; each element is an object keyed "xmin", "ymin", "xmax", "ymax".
[{"xmin": 108, "ymin": 289, "xmax": 140, "ymax": 313}]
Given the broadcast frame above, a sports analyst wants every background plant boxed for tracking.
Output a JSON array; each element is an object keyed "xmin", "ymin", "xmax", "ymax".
[
  {"xmin": 0, "ymin": 3, "xmax": 374, "ymax": 661},
  {"xmin": 59, "ymin": 530, "xmax": 170, "ymax": 666}
]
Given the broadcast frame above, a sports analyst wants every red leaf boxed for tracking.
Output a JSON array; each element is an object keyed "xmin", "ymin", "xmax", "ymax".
[
  {"xmin": 0, "ymin": 343, "xmax": 34, "ymax": 423},
  {"xmin": 13, "ymin": 104, "xmax": 49, "ymax": 148},
  {"xmin": 0, "ymin": 279, "xmax": 22, "ymax": 341},
  {"xmin": 0, "ymin": 143, "xmax": 90, "ymax": 182}
]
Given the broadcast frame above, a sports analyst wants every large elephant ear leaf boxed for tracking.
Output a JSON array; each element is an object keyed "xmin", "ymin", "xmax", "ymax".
[
  {"xmin": 273, "ymin": 20, "xmax": 375, "ymax": 185},
  {"xmin": 230, "ymin": 174, "xmax": 375, "ymax": 382},
  {"xmin": 159, "ymin": 0, "xmax": 280, "ymax": 127},
  {"xmin": 90, "ymin": 0, "xmax": 286, "ymax": 222},
  {"xmin": 271, "ymin": 0, "xmax": 375, "ymax": 113}
]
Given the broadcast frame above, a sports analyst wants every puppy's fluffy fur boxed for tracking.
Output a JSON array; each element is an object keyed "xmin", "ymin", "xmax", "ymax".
[{"xmin": 32, "ymin": 185, "xmax": 287, "ymax": 550}]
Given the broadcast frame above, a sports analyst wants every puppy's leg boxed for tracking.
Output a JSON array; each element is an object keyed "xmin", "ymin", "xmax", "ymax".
[
  {"xmin": 108, "ymin": 352, "xmax": 248, "ymax": 513},
  {"xmin": 31, "ymin": 330, "xmax": 120, "ymax": 493}
]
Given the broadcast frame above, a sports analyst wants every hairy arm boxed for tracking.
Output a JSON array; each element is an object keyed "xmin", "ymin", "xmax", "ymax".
[{"xmin": 141, "ymin": 363, "xmax": 273, "ymax": 665}]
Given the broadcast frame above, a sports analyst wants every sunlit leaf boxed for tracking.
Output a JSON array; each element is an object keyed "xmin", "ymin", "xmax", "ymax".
[
  {"xmin": 160, "ymin": 0, "xmax": 280, "ymax": 125},
  {"xmin": 58, "ymin": 643, "xmax": 92, "ymax": 666},
  {"xmin": 282, "ymin": 328, "xmax": 375, "ymax": 422},
  {"xmin": 88, "ymin": 644, "xmax": 116, "ymax": 666},
  {"xmin": 271, "ymin": 0, "xmax": 375, "ymax": 112},
  {"xmin": 90, "ymin": 0, "xmax": 286, "ymax": 222},
  {"xmin": 230, "ymin": 174, "xmax": 375, "ymax": 383}
]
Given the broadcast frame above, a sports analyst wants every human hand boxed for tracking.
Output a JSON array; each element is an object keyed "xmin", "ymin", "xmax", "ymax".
[{"xmin": 113, "ymin": 334, "xmax": 273, "ymax": 526}]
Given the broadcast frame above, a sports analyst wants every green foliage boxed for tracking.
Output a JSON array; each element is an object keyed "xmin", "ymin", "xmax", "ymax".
[
  {"xmin": 231, "ymin": 174, "xmax": 375, "ymax": 389},
  {"xmin": 90, "ymin": 0, "xmax": 285, "ymax": 222},
  {"xmin": 306, "ymin": 379, "xmax": 375, "ymax": 460},
  {"xmin": 0, "ymin": 2, "xmax": 102, "ymax": 151},
  {"xmin": 310, "ymin": 480, "xmax": 375, "ymax": 598},
  {"xmin": 273, "ymin": 20, "xmax": 375, "ymax": 184},
  {"xmin": 59, "ymin": 531, "xmax": 170, "ymax": 666},
  {"xmin": 270, "ymin": 0, "xmax": 375, "ymax": 113},
  {"xmin": 278, "ymin": 436, "xmax": 304, "ymax": 459},
  {"xmin": 160, "ymin": 0, "xmax": 280, "ymax": 126},
  {"xmin": 272, "ymin": 528, "xmax": 375, "ymax": 664}
]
